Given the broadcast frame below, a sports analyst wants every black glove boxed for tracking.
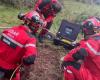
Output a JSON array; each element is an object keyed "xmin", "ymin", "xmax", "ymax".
[
  {"xmin": 61, "ymin": 61, "xmax": 73, "ymax": 70},
  {"xmin": 61, "ymin": 61, "xmax": 68, "ymax": 69},
  {"xmin": 23, "ymin": 55, "xmax": 36, "ymax": 65},
  {"xmin": 61, "ymin": 61, "xmax": 81, "ymax": 70},
  {"xmin": 72, "ymin": 61, "xmax": 81, "ymax": 70},
  {"xmin": 18, "ymin": 12, "xmax": 25, "ymax": 20},
  {"xmin": 72, "ymin": 48, "xmax": 88, "ymax": 61}
]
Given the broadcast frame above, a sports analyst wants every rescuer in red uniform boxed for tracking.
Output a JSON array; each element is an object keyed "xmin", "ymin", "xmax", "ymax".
[
  {"xmin": 34, "ymin": 0, "xmax": 62, "ymax": 42},
  {"xmin": 62, "ymin": 48, "xmax": 97, "ymax": 80},
  {"xmin": 18, "ymin": 0, "xmax": 62, "ymax": 43},
  {"xmin": 82, "ymin": 16, "xmax": 100, "ymax": 39},
  {"xmin": 0, "ymin": 11, "xmax": 42, "ymax": 80},
  {"xmin": 61, "ymin": 18, "xmax": 100, "ymax": 80}
]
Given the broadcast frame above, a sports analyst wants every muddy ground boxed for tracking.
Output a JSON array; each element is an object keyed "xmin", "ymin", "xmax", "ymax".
[{"xmin": 21, "ymin": 41, "xmax": 67, "ymax": 80}]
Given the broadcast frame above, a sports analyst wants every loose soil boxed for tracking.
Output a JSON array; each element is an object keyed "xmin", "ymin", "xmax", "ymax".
[{"xmin": 21, "ymin": 41, "xmax": 67, "ymax": 80}]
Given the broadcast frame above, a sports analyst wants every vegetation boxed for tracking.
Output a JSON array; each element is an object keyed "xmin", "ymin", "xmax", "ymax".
[
  {"xmin": 51, "ymin": 0, "xmax": 100, "ymax": 32},
  {"xmin": 0, "ymin": 0, "xmax": 36, "ymax": 8},
  {"xmin": 1, "ymin": 0, "xmax": 100, "ymax": 33},
  {"xmin": 0, "ymin": 4, "xmax": 30, "ymax": 27},
  {"xmin": 0, "ymin": 1, "xmax": 100, "ymax": 79}
]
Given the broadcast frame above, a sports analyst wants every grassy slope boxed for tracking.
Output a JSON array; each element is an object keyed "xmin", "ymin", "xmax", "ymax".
[
  {"xmin": 51, "ymin": 0, "xmax": 100, "ymax": 33},
  {"xmin": 0, "ymin": 5, "xmax": 19, "ymax": 27},
  {"xmin": 0, "ymin": 5, "xmax": 30, "ymax": 28},
  {"xmin": 0, "ymin": 0, "xmax": 100, "ymax": 33}
]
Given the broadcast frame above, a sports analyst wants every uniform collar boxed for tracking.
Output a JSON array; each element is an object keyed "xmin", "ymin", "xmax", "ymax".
[{"xmin": 18, "ymin": 24, "xmax": 31, "ymax": 32}]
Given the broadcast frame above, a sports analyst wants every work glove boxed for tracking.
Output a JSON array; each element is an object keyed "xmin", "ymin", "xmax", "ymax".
[
  {"xmin": 61, "ymin": 61, "xmax": 81, "ymax": 71},
  {"xmin": 72, "ymin": 48, "xmax": 88, "ymax": 61},
  {"xmin": 42, "ymin": 21, "xmax": 47, "ymax": 27},
  {"xmin": 23, "ymin": 55, "xmax": 36, "ymax": 65},
  {"xmin": 61, "ymin": 61, "xmax": 69, "ymax": 71},
  {"xmin": 38, "ymin": 19, "xmax": 47, "ymax": 27},
  {"xmin": 18, "ymin": 12, "xmax": 25, "ymax": 20},
  {"xmin": 61, "ymin": 61, "xmax": 77, "ymax": 70}
]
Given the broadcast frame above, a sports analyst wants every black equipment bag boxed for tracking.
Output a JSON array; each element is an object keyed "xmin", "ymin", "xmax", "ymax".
[{"xmin": 56, "ymin": 20, "xmax": 81, "ymax": 42}]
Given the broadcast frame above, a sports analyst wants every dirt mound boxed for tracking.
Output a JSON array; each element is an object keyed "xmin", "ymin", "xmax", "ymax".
[{"xmin": 21, "ymin": 42, "xmax": 66, "ymax": 80}]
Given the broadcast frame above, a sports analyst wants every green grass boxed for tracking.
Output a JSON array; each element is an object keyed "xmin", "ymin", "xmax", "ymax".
[
  {"xmin": 51, "ymin": 0, "xmax": 100, "ymax": 33},
  {"xmin": 0, "ymin": 5, "xmax": 30, "ymax": 28},
  {"xmin": 0, "ymin": 5, "xmax": 19, "ymax": 27},
  {"xmin": 1, "ymin": 0, "xmax": 100, "ymax": 33}
]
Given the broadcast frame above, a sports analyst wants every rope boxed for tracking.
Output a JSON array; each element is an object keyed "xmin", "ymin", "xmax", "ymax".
[
  {"xmin": 0, "ymin": 27, "xmax": 11, "ymax": 29},
  {"xmin": 10, "ymin": 64, "xmax": 22, "ymax": 80}
]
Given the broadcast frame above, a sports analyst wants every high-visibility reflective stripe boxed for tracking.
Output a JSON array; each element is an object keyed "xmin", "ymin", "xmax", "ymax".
[
  {"xmin": 25, "ymin": 44, "xmax": 36, "ymax": 48},
  {"xmin": 66, "ymin": 70, "xmax": 73, "ymax": 74},
  {"xmin": 64, "ymin": 67, "xmax": 73, "ymax": 74},
  {"xmin": 86, "ymin": 42, "xmax": 100, "ymax": 55},
  {"xmin": 2, "ymin": 33, "xmax": 24, "ymax": 48}
]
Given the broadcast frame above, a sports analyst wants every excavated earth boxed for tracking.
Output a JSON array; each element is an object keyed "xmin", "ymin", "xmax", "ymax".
[{"xmin": 21, "ymin": 41, "xmax": 67, "ymax": 80}]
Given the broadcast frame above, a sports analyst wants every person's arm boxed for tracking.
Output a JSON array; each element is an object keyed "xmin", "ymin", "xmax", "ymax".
[
  {"xmin": 63, "ymin": 39, "xmax": 87, "ymax": 62},
  {"xmin": 34, "ymin": 0, "xmax": 51, "ymax": 12},
  {"xmin": 34, "ymin": 0, "xmax": 42, "ymax": 11},
  {"xmin": 64, "ymin": 66, "xmax": 76, "ymax": 80},
  {"xmin": 45, "ymin": 15, "xmax": 55, "ymax": 23},
  {"xmin": 22, "ymin": 38, "xmax": 37, "ymax": 65},
  {"xmin": 64, "ymin": 47, "xmax": 81, "ymax": 62}
]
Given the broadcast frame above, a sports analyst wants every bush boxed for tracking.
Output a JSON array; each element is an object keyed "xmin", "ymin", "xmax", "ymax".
[{"xmin": 0, "ymin": 0, "xmax": 37, "ymax": 8}]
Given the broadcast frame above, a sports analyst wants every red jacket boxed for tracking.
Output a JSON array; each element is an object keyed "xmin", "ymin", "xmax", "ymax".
[
  {"xmin": 64, "ymin": 64, "xmax": 96, "ymax": 80},
  {"xmin": 64, "ymin": 33, "xmax": 100, "ymax": 80},
  {"xmin": 0, "ymin": 25, "xmax": 37, "ymax": 70},
  {"xmin": 34, "ymin": 0, "xmax": 61, "ymax": 23}
]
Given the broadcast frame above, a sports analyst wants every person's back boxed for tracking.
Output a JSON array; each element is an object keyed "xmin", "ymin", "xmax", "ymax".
[
  {"xmin": 62, "ymin": 17, "xmax": 100, "ymax": 80},
  {"xmin": 0, "ymin": 25, "xmax": 37, "ymax": 80},
  {"xmin": 64, "ymin": 34, "xmax": 100, "ymax": 80},
  {"xmin": 62, "ymin": 51, "xmax": 96, "ymax": 80},
  {"xmin": 33, "ymin": 0, "xmax": 62, "ymax": 42},
  {"xmin": 82, "ymin": 33, "xmax": 100, "ymax": 80},
  {"xmin": 34, "ymin": 0, "xmax": 62, "ymax": 19},
  {"xmin": 74, "ymin": 33, "xmax": 100, "ymax": 79}
]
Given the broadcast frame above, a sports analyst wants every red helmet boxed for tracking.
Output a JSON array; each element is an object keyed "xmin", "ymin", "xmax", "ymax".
[
  {"xmin": 18, "ymin": 11, "xmax": 45, "ymax": 32},
  {"xmin": 24, "ymin": 11, "xmax": 41, "ymax": 24},
  {"xmin": 82, "ymin": 17, "xmax": 100, "ymax": 39}
]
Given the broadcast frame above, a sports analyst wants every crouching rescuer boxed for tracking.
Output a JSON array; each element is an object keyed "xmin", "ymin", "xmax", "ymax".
[
  {"xmin": 61, "ymin": 19, "xmax": 100, "ymax": 80},
  {"xmin": 0, "ymin": 11, "xmax": 39, "ymax": 80},
  {"xmin": 33, "ymin": 0, "xmax": 62, "ymax": 43}
]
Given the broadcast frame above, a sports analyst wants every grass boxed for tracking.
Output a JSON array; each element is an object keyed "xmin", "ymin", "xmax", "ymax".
[
  {"xmin": 0, "ymin": 5, "xmax": 19, "ymax": 27},
  {"xmin": 0, "ymin": 4, "xmax": 30, "ymax": 29},
  {"xmin": 1, "ymin": 0, "xmax": 100, "ymax": 33},
  {"xmin": 51, "ymin": 0, "xmax": 100, "ymax": 33}
]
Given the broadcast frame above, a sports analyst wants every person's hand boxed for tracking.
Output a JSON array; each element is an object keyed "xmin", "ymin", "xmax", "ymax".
[
  {"xmin": 42, "ymin": 21, "xmax": 47, "ymax": 27},
  {"xmin": 61, "ymin": 61, "xmax": 68, "ymax": 71},
  {"xmin": 39, "ymin": 19, "xmax": 47, "ymax": 27},
  {"xmin": 36, "ymin": 8, "xmax": 41, "ymax": 13},
  {"xmin": 18, "ymin": 12, "xmax": 25, "ymax": 20}
]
